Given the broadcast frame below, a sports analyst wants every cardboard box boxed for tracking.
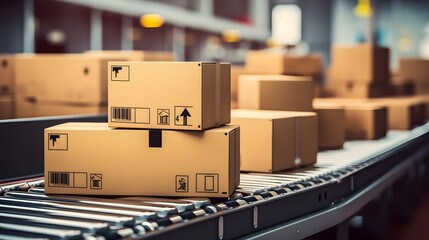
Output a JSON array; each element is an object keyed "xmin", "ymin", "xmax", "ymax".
[
  {"xmin": 330, "ymin": 44, "xmax": 389, "ymax": 85},
  {"xmin": 313, "ymin": 102, "xmax": 345, "ymax": 150},
  {"xmin": 108, "ymin": 62, "xmax": 231, "ymax": 130},
  {"xmin": 324, "ymin": 82, "xmax": 385, "ymax": 98},
  {"xmin": 386, "ymin": 81, "xmax": 415, "ymax": 96},
  {"xmin": 238, "ymin": 75, "xmax": 314, "ymax": 111},
  {"xmin": 0, "ymin": 55, "xmax": 14, "ymax": 95},
  {"xmin": 245, "ymin": 50, "xmax": 322, "ymax": 76},
  {"xmin": 396, "ymin": 58, "xmax": 429, "ymax": 94},
  {"xmin": 84, "ymin": 50, "xmax": 176, "ymax": 61},
  {"xmin": 314, "ymin": 99, "xmax": 387, "ymax": 140},
  {"xmin": 14, "ymin": 54, "xmax": 125, "ymax": 104},
  {"xmin": 344, "ymin": 104, "xmax": 387, "ymax": 140},
  {"xmin": 370, "ymin": 97, "xmax": 425, "ymax": 130},
  {"xmin": 231, "ymin": 109, "xmax": 317, "ymax": 173},
  {"xmin": 15, "ymin": 97, "xmax": 106, "ymax": 118},
  {"xmin": 231, "ymin": 65, "xmax": 247, "ymax": 103},
  {"xmin": 414, "ymin": 94, "xmax": 429, "ymax": 121},
  {"xmin": 44, "ymin": 123, "xmax": 240, "ymax": 197},
  {"xmin": 0, "ymin": 95, "xmax": 14, "ymax": 119}
]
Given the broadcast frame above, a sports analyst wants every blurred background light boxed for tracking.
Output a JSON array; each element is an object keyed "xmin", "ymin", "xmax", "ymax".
[{"xmin": 140, "ymin": 14, "xmax": 164, "ymax": 28}]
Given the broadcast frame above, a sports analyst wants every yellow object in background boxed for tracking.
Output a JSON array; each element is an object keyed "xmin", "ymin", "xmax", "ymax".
[
  {"xmin": 140, "ymin": 14, "xmax": 164, "ymax": 28},
  {"xmin": 222, "ymin": 29, "xmax": 241, "ymax": 43},
  {"xmin": 354, "ymin": 0, "xmax": 372, "ymax": 18}
]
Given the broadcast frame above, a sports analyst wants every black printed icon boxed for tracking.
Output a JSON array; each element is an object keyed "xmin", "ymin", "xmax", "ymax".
[
  {"xmin": 175, "ymin": 106, "xmax": 193, "ymax": 126},
  {"xmin": 90, "ymin": 174, "xmax": 102, "ymax": 189},
  {"xmin": 111, "ymin": 65, "xmax": 130, "ymax": 81},
  {"xmin": 176, "ymin": 175, "xmax": 189, "ymax": 192},
  {"xmin": 50, "ymin": 135, "xmax": 60, "ymax": 146},
  {"xmin": 48, "ymin": 133, "xmax": 68, "ymax": 150},
  {"xmin": 157, "ymin": 109, "xmax": 170, "ymax": 125}
]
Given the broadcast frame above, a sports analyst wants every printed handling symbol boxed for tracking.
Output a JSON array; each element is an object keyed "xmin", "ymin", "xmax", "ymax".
[
  {"xmin": 49, "ymin": 134, "xmax": 60, "ymax": 146},
  {"xmin": 178, "ymin": 178, "xmax": 187, "ymax": 191},
  {"xmin": 112, "ymin": 66, "xmax": 122, "ymax": 78}
]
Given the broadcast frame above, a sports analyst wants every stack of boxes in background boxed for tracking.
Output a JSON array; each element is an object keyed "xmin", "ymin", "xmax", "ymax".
[
  {"xmin": 230, "ymin": 49, "xmax": 323, "ymax": 173},
  {"xmin": 0, "ymin": 51, "xmax": 175, "ymax": 119},
  {"xmin": 45, "ymin": 61, "xmax": 241, "ymax": 198},
  {"xmin": 0, "ymin": 55, "xmax": 14, "ymax": 119},
  {"xmin": 326, "ymin": 44, "xmax": 390, "ymax": 98},
  {"xmin": 319, "ymin": 44, "xmax": 429, "ymax": 138}
]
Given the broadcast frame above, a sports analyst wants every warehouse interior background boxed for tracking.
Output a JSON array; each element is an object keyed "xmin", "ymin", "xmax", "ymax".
[{"xmin": 2, "ymin": 0, "xmax": 429, "ymax": 68}]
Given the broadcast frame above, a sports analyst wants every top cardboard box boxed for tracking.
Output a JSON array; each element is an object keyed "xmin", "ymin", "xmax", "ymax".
[
  {"xmin": 0, "ymin": 55, "xmax": 14, "ymax": 95},
  {"xmin": 108, "ymin": 62, "xmax": 231, "ymax": 130},
  {"xmin": 245, "ymin": 50, "xmax": 322, "ymax": 76},
  {"xmin": 329, "ymin": 44, "xmax": 389, "ymax": 85},
  {"xmin": 238, "ymin": 75, "xmax": 314, "ymax": 111}
]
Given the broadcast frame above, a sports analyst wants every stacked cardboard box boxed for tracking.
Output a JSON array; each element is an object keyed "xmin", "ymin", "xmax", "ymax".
[
  {"xmin": 231, "ymin": 109, "xmax": 317, "ymax": 172},
  {"xmin": 0, "ymin": 55, "xmax": 14, "ymax": 119},
  {"xmin": 245, "ymin": 49, "xmax": 323, "ymax": 77},
  {"xmin": 396, "ymin": 58, "xmax": 429, "ymax": 94},
  {"xmin": 326, "ymin": 44, "xmax": 390, "ymax": 98},
  {"xmin": 45, "ymin": 62, "xmax": 240, "ymax": 198},
  {"xmin": 314, "ymin": 98, "xmax": 387, "ymax": 140},
  {"xmin": 238, "ymin": 75, "xmax": 314, "ymax": 111},
  {"xmin": 235, "ymin": 73, "xmax": 318, "ymax": 172}
]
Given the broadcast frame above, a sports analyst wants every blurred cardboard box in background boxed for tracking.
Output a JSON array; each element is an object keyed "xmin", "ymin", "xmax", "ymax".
[
  {"xmin": 0, "ymin": 55, "xmax": 14, "ymax": 95},
  {"xmin": 245, "ymin": 50, "xmax": 322, "ymax": 77},
  {"xmin": 238, "ymin": 75, "xmax": 314, "ymax": 111},
  {"xmin": 313, "ymin": 102, "xmax": 345, "ymax": 150},
  {"xmin": 0, "ymin": 95, "xmax": 14, "ymax": 119},
  {"xmin": 231, "ymin": 109, "xmax": 317, "ymax": 173}
]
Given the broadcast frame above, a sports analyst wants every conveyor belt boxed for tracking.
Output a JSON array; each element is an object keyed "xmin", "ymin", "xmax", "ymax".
[{"xmin": 1, "ymin": 122, "xmax": 428, "ymax": 239}]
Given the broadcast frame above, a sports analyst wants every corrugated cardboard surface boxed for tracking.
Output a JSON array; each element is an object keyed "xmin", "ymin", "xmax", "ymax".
[
  {"xmin": 15, "ymin": 97, "xmax": 106, "ymax": 118},
  {"xmin": 330, "ymin": 44, "xmax": 389, "ymax": 85},
  {"xmin": 238, "ymin": 75, "xmax": 314, "ymax": 111},
  {"xmin": 108, "ymin": 62, "xmax": 230, "ymax": 130},
  {"xmin": 313, "ymin": 102, "xmax": 345, "ymax": 150},
  {"xmin": 231, "ymin": 109, "xmax": 317, "ymax": 172},
  {"xmin": 45, "ymin": 123, "xmax": 239, "ymax": 197},
  {"xmin": 0, "ymin": 95, "xmax": 14, "ymax": 119},
  {"xmin": 245, "ymin": 50, "xmax": 322, "ymax": 76},
  {"xmin": 0, "ymin": 55, "xmax": 14, "ymax": 95}
]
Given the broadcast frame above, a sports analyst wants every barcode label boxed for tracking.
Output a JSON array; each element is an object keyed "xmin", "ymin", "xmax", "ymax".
[
  {"xmin": 112, "ymin": 107, "xmax": 132, "ymax": 121},
  {"xmin": 49, "ymin": 172, "xmax": 70, "ymax": 186}
]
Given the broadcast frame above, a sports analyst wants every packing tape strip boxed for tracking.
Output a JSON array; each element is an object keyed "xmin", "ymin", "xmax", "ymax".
[
  {"xmin": 215, "ymin": 62, "xmax": 221, "ymax": 127},
  {"xmin": 294, "ymin": 117, "xmax": 301, "ymax": 167}
]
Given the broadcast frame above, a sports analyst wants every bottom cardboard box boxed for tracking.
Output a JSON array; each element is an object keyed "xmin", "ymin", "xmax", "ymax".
[
  {"xmin": 0, "ymin": 95, "xmax": 14, "ymax": 119},
  {"xmin": 45, "ymin": 123, "xmax": 240, "ymax": 197},
  {"xmin": 231, "ymin": 109, "xmax": 317, "ymax": 173},
  {"xmin": 15, "ymin": 98, "xmax": 107, "ymax": 118},
  {"xmin": 313, "ymin": 102, "xmax": 345, "ymax": 150}
]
